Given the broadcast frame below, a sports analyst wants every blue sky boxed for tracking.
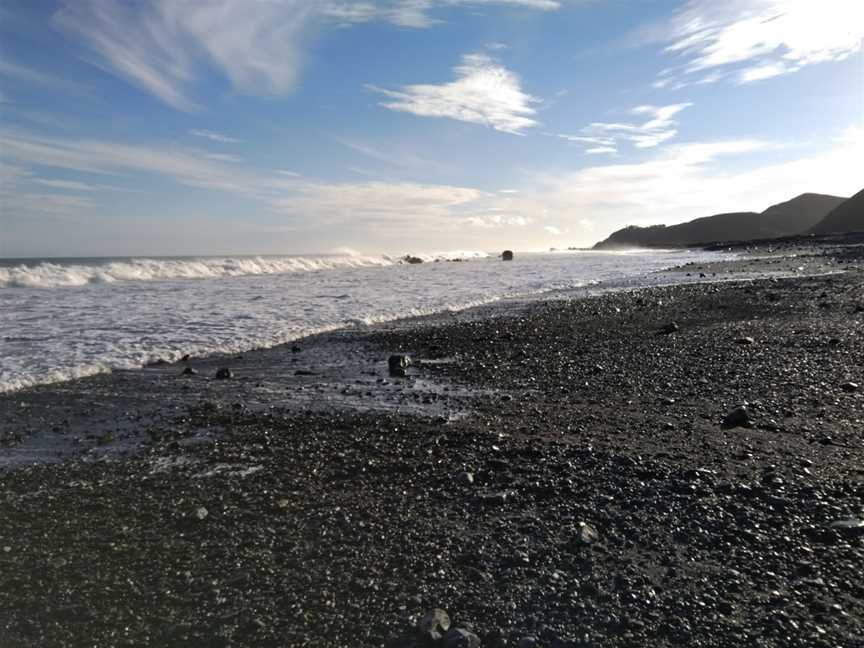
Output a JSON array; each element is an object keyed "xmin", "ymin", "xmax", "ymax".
[{"xmin": 0, "ymin": 0, "xmax": 862, "ymax": 257}]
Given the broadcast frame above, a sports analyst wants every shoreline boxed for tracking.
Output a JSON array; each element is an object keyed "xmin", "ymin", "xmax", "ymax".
[{"xmin": 1, "ymin": 240, "xmax": 863, "ymax": 647}]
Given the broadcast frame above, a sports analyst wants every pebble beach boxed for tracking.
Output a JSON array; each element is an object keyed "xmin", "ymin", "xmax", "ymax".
[{"xmin": 1, "ymin": 238, "xmax": 863, "ymax": 648}]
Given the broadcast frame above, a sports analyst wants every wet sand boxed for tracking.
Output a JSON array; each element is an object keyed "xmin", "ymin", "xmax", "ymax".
[{"xmin": 1, "ymin": 238, "xmax": 863, "ymax": 647}]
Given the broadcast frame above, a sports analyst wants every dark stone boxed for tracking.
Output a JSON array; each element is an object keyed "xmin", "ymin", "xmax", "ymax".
[
  {"xmin": 502, "ymin": 250, "xmax": 514, "ymax": 261},
  {"xmin": 722, "ymin": 405, "xmax": 751, "ymax": 428},
  {"xmin": 829, "ymin": 518, "xmax": 864, "ymax": 537},
  {"xmin": 215, "ymin": 368, "xmax": 233, "ymax": 380},
  {"xmin": 181, "ymin": 367, "xmax": 198, "ymax": 375},
  {"xmin": 403, "ymin": 255, "xmax": 424, "ymax": 264},
  {"xmin": 389, "ymin": 355, "xmax": 412, "ymax": 376},
  {"xmin": 291, "ymin": 345, "xmax": 302, "ymax": 353},
  {"xmin": 417, "ymin": 609, "xmax": 451, "ymax": 642},
  {"xmin": 735, "ymin": 336, "xmax": 755, "ymax": 345},
  {"xmin": 840, "ymin": 382, "xmax": 859, "ymax": 392},
  {"xmin": 180, "ymin": 354, "xmax": 191, "ymax": 362},
  {"xmin": 660, "ymin": 322, "xmax": 680, "ymax": 334},
  {"xmin": 444, "ymin": 628, "xmax": 481, "ymax": 648}
]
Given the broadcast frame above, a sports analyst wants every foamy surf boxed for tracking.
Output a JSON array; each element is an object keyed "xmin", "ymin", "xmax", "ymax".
[
  {"xmin": 0, "ymin": 251, "xmax": 490, "ymax": 289},
  {"xmin": 0, "ymin": 249, "xmax": 730, "ymax": 393}
]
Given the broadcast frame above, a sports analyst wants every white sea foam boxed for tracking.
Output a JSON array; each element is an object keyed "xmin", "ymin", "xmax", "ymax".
[
  {"xmin": 0, "ymin": 249, "xmax": 730, "ymax": 393},
  {"xmin": 0, "ymin": 251, "xmax": 490, "ymax": 289}
]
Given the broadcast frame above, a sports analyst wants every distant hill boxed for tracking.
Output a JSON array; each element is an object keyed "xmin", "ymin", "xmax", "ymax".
[
  {"xmin": 593, "ymin": 192, "xmax": 846, "ymax": 249},
  {"xmin": 809, "ymin": 188, "xmax": 864, "ymax": 235}
]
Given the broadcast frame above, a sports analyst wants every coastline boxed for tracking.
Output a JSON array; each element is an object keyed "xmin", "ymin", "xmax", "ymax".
[{"xmin": 1, "ymin": 240, "xmax": 863, "ymax": 647}]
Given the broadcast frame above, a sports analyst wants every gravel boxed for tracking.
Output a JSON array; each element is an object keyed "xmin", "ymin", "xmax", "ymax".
[{"xmin": 1, "ymin": 241, "xmax": 863, "ymax": 647}]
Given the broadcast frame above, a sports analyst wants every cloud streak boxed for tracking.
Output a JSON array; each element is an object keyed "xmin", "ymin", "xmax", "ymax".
[
  {"xmin": 190, "ymin": 129, "xmax": 242, "ymax": 143},
  {"xmin": 369, "ymin": 53, "xmax": 540, "ymax": 134},
  {"xmin": 559, "ymin": 103, "xmax": 692, "ymax": 154},
  {"xmin": 656, "ymin": 0, "xmax": 864, "ymax": 86},
  {"xmin": 52, "ymin": 0, "xmax": 562, "ymax": 110}
]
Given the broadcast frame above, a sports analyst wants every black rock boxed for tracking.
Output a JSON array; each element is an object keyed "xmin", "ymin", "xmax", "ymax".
[
  {"xmin": 389, "ymin": 354, "xmax": 412, "ymax": 377},
  {"xmin": 417, "ymin": 608, "xmax": 451, "ymax": 642},
  {"xmin": 829, "ymin": 518, "xmax": 864, "ymax": 537},
  {"xmin": 502, "ymin": 250, "xmax": 514, "ymax": 261},
  {"xmin": 840, "ymin": 382, "xmax": 859, "ymax": 392},
  {"xmin": 444, "ymin": 628, "xmax": 481, "ymax": 648},
  {"xmin": 722, "ymin": 405, "xmax": 751, "ymax": 428},
  {"xmin": 403, "ymin": 255, "xmax": 424, "ymax": 264},
  {"xmin": 735, "ymin": 336, "xmax": 755, "ymax": 345},
  {"xmin": 215, "ymin": 368, "xmax": 233, "ymax": 380},
  {"xmin": 660, "ymin": 322, "xmax": 680, "ymax": 335},
  {"xmin": 180, "ymin": 354, "xmax": 191, "ymax": 362},
  {"xmin": 181, "ymin": 366, "xmax": 198, "ymax": 375}
]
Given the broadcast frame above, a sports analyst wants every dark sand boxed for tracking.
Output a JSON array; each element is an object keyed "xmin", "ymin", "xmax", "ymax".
[{"xmin": 1, "ymin": 240, "xmax": 863, "ymax": 647}]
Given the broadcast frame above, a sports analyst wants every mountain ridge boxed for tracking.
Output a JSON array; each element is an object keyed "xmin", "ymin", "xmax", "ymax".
[
  {"xmin": 809, "ymin": 188, "xmax": 864, "ymax": 235},
  {"xmin": 593, "ymin": 192, "xmax": 848, "ymax": 249}
]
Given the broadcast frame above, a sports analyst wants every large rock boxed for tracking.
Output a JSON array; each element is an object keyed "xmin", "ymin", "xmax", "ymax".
[
  {"xmin": 389, "ymin": 354, "xmax": 412, "ymax": 377},
  {"xmin": 444, "ymin": 628, "xmax": 481, "ymax": 648},
  {"xmin": 502, "ymin": 250, "xmax": 514, "ymax": 261},
  {"xmin": 722, "ymin": 405, "xmax": 751, "ymax": 428},
  {"xmin": 417, "ymin": 608, "xmax": 451, "ymax": 642}
]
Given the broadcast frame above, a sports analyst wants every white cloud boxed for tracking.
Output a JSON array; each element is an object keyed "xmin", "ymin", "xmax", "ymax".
[
  {"xmin": 276, "ymin": 170, "xmax": 303, "ymax": 177},
  {"xmin": 52, "ymin": 0, "xmax": 562, "ymax": 110},
  {"xmin": 467, "ymin": 213, "xmax": 531, "ymax": 227},
  {"xmin": 544, "ymin": 225, "xmax": 561, "ymax": 235},
  {"xmin": 190, "ymin": 129, "xmax": 242, "ymax": 143},
  {"xmin": 332, "ymin": 135, "xmax": 445, "ymax": 170},
  {"xmin": 271, "ymin": 181, "xmax": 487, "ymax": 227},
  {"xmin": 368, "ymin": 53, "xmax": 540, "ymax": 134},
  {"xmin": 0, "ymin": 128, "xmax": 492, "ymax": 234},
  {"xmin": 0, "ymin": 60, "xmax": 91, "ymax": 97},
  {"xmin": 0, "ymin": 61, "xmax": 61, "ymax": 86},
  {"xmin": 32, "ymin": 179, "xmax": 99, "ymax": 191},
  {"xmin": 659, "ymin": 0, "xmax": 864, "ymax": 86},
  {"xmin": 479, "ymin": 132, "xmax": 862, "ymax": 246},
  {"xmin": 202, "ymin": 153, "xmax": 243, "ymax": 163},
  {"xmin": 571, "ymin": 102, "xmax": 692, "ymax": 153},
  {"xmin": 0, "ymin": 129, "xmax": 257, "ymax": 194},
  {"xmin": 326, "ymin": 1, "xmax": 560, "ymax": 28}
]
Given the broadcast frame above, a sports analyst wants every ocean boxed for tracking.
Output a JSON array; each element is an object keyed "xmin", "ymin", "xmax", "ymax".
[{"xmin": 0, "ymin": 249, "xmax": 729, "ymax": 393}]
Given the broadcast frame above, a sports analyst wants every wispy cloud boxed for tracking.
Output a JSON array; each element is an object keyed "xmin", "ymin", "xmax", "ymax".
[
  {"xmin": 190, "ymin": 129, "xmax": 242, "ymax": 143},
  {"xmin": 0, "ymin": 128, "xmax": 491, "ymax": 234},
  {"xmin": 559, "ymin": 103, "xmax": 692, "ymax": 154},
  {"xmin": 31, "ymin": 178, "xmax": 100, "ymax": 191},
  {"xmin": 368, "ymin": 53, "xmax": 540, "ymax": 134},
  {"xmin": 656, "ymin": 0, "xmax": 864, "ymax": 86},
  {"xmin": 332, "ymin": 135, "xmax": 446, "ymax": 170},
  {"xmin": 326, "ymin": 1, "xmax": 561, "ymax": 28},
  {"xmin": 271, "ymin": 181, "xmax": 487, "ymax": 227},
  {"xmin": 0, "ymin": 60, "xmax": 91, "ymax": 97},
  {"xmin": 202, "ymin": 153, "xmax": 243, "ymax": 163},
  {"xmin": 479, "ymin": 131, "xmax": 863, "ymax": 245},
  {"xmin": 586, "ymin": 146, "xmax": 617, "ymax": 155},
  {"xmin": 0, "ymin": 61, "xmax": 61, "ymax": 86},
  {"xmin": 52, "ymin": 1, "xmax": 562, "ymax": 110}
]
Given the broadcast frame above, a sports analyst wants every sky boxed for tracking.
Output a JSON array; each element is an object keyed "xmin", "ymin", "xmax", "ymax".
[{"xmin": 0, "ymin": 0, "xmax": 862, "ymax": 257}]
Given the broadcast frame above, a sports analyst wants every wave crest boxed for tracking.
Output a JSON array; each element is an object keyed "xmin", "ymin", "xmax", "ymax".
[{"xmin": 0, "ymin": 251, "xmax": 491, "ymax": 289}]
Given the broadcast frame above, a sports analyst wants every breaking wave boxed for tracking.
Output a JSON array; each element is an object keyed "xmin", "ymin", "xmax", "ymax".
[{"xmin": 0, "ymin": 251, "xmax": 489, "ymax": 289}]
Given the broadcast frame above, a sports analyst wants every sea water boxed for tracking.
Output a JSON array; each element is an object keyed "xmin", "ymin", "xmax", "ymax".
[{"xmin": 0, "ymin": 249, "xmax": 728, "ymax": 393}]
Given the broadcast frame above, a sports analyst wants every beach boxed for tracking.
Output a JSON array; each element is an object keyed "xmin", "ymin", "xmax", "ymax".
[{"xmin": 1, "ymin": 239, "xmax": 863, "ymax": 647}]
